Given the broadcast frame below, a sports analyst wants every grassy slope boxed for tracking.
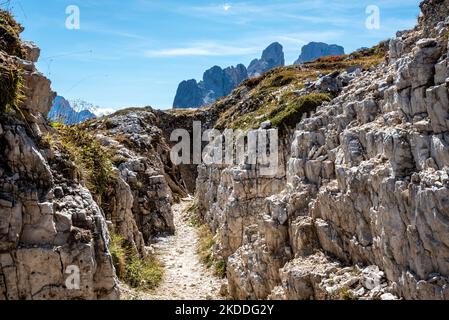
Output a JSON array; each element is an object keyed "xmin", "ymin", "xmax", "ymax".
[
  {"xmin": 213, "ymin": 44, "xmax": 387, "ymax": 131},
  {"xmin": 165, "ymin": 43, "xmax": 386, "ymax": 132}
]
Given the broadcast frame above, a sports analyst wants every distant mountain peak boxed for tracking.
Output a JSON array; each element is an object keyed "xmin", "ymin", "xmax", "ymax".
[
  {"xmin": 48, "ymin": 96, "xmax": 96, "ymax": 124},
  {"xmin": 172, "ymin": 41, "xmax": 345, "ymax": 109},
  {"xmin": 173, "ymin": 43, "xmax": 285, "ymax": 109},
  {"xmin": 248, "ymin": 42, "xmax": 285, "ymax": 77},
  {"xmin": 295, "ymin": 42, "xmax": 345, "ymax": 64}
]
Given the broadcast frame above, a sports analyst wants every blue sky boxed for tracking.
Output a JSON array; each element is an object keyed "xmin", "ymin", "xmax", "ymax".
[{"xmin": 7, "ymin": 0, "xmax": 421, "ymax": 112}]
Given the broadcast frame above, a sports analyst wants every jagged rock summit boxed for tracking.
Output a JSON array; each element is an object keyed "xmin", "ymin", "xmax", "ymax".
[
  {"xmin": 247, "ymin": 42, "xmax": 285, "ymax": 77},
  {"xmin": 173, "ymin": 41, "xmax": 348, "ymax": 109},
  {"xmin": 173, "ymin": 64, "xmax": 248, "ymax": 109},
  {"xmin": 173, "ymin": 42, "xmax": 285, "ymax": 109},
  {"xmin": 295, "ymin": 42, "xmax": 345, "ymax": 64}
]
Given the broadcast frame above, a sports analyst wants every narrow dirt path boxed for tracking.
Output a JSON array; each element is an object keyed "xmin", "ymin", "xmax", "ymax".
[{"xmin": 122, "ymin": 199, "xmax": 225, "ymax": 300}]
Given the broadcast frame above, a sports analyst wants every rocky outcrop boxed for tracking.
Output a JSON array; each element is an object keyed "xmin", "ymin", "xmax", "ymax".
[
  {"xmin": 3, "ymin": 0, "xmax": 449, "ymax": 301},
  {"xmin": 84, "ymin": 110, "xmax": 178, "ymax": 250},
  {"xmin": 1, "ymin": 12, "xmax": 180, "ymax": 299},
  {"xmin": 294, "ymin": 42, "xmax": 345, "ymax": 64},
  {"xmin": 0, "ymin": 12, "xmax": 119, "ymax": 299},
  {"xmin": 248, "ymin": 42, "xmax": 285, "ymax": 77},
  {"xmin": 195, "ymin": 0, "xmax": 449, "ymax": 300}
]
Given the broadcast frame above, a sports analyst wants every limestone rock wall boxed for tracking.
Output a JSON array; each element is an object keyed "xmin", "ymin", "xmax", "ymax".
[
  {"xmin": 196, "ymin": 164, "xmax": 287, "ymax": 259},
  {"xmin": 196, "ymin": 0, "xmax": 449, "ymax": 300},
  {"xmin": 86, "ymin": 110, "xmax": 176, "ymax": 249},
  {"xmin": 0, "ymin": 35, "xmax": 119, "ymax": 299}
]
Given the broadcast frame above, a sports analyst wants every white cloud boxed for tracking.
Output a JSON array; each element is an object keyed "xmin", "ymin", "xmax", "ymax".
[
  {"xmin": 144, "ymin": 43, "xmax": 259, "ymax": 57},
  {"xmin": 223, "ymin": 4, "xmax": 232, "ymax": 11}
]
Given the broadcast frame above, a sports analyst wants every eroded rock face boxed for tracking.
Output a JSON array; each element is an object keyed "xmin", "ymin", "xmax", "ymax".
[
  {"xmin": 1, "ymin": 37, "xmax": 119, "ymax": 299},
  {"xmin": 196, "ymin": 0, "xmax": 449, "ymax": 300},
  {"xmin": 85, "ymin": 109, "xmax": 180, "ymax": 251}
]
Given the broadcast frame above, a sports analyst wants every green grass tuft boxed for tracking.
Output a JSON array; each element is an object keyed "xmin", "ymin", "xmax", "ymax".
[
  {"xmin": 214, "ymin": 259, "xmax": 226, "ymax": 278},
  {"xmin": 53, "ymin": 125, "xmax": 115, "ymax": 202},
  {"xmin": 0, "ymin": 58, "xmax": 25, "ymax": 113},
  {"xmin": 109, "ymin": 232, "xmax": 164, "ymax": 291},
  {"xmin": 109, "ymin": 233, "xmax": 127, "ymax": 279},
  {"xmin": 269, "ymin": 93, "xmax": 331, "ymax": 128},
  {"xmin": 186, "ymin": 202, "xmax": 201, "ymax": 227},
  {"xmin": 197, "ymin": 224, "xmax": 227, "ymax": 278}
]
